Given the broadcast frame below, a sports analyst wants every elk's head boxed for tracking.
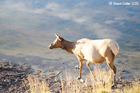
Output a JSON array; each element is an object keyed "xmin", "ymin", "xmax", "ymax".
[{"xmin": 48, "ymin": 34, "xmax": 64, "ymax": 49}]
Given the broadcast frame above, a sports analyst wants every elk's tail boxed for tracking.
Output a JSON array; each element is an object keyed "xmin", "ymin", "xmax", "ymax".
[{"xmin": 109, "ymin": 40, "xmax": 119, "ymax": 57}]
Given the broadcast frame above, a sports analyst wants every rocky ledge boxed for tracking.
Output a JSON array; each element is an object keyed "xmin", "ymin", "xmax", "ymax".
[
  {"xmin": 0, "ymin": 61, "xmax": 140, "ymax": 93},
  {"xmin": 0, "ymin": 61, "xmax": 62, "ymax": 93}
]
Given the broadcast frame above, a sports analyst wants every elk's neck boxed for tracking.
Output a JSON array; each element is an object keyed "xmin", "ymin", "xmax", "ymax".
[{"xmin": 60, "ymin": 40, "xmax": 75, "ymax": 54}]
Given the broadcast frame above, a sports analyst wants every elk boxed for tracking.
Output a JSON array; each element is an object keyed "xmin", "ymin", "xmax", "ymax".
[{"xmin": 48, "ymin": 34, "xmax": 119, "ymax": 87}]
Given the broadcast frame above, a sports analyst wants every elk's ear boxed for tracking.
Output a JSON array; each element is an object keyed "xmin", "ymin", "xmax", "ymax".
[
  {"xmin": 55, "ymin": 34, "xmax": 64, "ymax": 41},
  {"xmin": 55, "ymin": 34, "xmax": 59, "ymax": 38}
]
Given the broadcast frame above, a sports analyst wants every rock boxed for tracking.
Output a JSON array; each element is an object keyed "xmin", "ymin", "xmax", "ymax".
[
  {"xmin": 119, "ymin": 77, "xmax": 123, "ymax": 80},
  {"xmin": 117, "ymin": 84, "xmax": 125, "ymax": 89},
  {"xmin": 135, "ymin": 78, "xmax": 140, "ymax": 81},
  {"xmin": 121, "ymin": 69, "xmax": 125, "ymax": 72},
  {"xmin": 84, "ymin": 79, "xmax": 92, "ymax": 86},
  {"xmin": 129, "ymin": 78, "xmax": 133, "ymax": 81}
]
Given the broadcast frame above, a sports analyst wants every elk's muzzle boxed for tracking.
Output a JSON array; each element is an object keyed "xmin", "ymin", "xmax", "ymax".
[{"xmin": 48, "ymin": 44, "xmax": 53, "ymax": 49}]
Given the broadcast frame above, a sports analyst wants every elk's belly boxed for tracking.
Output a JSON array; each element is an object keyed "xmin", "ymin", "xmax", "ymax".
[
  {"xmin": 91, "ymin": 57, "xmax": 105, "ymax": 63},
  {"xmin": 82, "ymin": 45, "xmax": 105, "ymax": 63},
  {"xmin": 85, "ymin": 54, "xmax": 105, "ymax": 63}
]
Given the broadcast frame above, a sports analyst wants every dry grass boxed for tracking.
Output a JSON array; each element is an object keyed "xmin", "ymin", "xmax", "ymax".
[
  {"xmin": 27, "ymin": 74, "xmax": 50, "ymax": 93},
  {"xmin": 25, "ymin": 65, "xmax": 140, "ymax": 93},
  {"xmin": 90, "ymin": 64, "xmax": 112, "ymax": 93},
  {"xmin": 122, "ymin": 83, "xmax": 140, "ymax": 93},
  {"xmin": 59, "ymin": 64, "xmax": 112, "ymax": 93},
  {"xmin": 60, "ymin": 70, "xmax": 83, "ymax": 93}
]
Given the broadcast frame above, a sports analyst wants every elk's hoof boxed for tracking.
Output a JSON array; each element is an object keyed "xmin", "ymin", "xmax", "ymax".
[
  {"xmin": 75, "ymin": 65, "xmax": 80, "ymax": 69},
  {"xmin": 111, "ymin": 84, "xmax": 116, "ymax": 88},
  {"xmin": 77, "ymin": 77, "xmax": 85, "ymax": 83},
  {"xmin": 77, "ymin": 76, "xmax": 81, "ymax": 80},
  {"xmin": 80, "ymin": 78, "xmax": 85, "ymax": 83}
]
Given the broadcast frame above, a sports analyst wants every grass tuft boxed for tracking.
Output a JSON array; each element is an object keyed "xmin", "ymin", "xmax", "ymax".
[
  {"xmin": 123, "ymin": 83, "xmax": 140, "ymax": 93},
  {"xmin": 90, "ymin": 64, "xmax": 112, "ymax": 93},
  {"xmin": 27, "ymin": 74, "xmax": 50, "ymax": 93}
]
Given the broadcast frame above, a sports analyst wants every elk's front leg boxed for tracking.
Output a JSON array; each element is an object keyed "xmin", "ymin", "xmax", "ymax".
[{"xmin": 77, "ymin": 58, "xmax": 84, "ymax": 79}]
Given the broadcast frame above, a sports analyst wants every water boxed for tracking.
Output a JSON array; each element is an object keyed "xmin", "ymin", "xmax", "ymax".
[{"xmin": 0, "ymin": 0, "xmax": 140, "ymax": 79}]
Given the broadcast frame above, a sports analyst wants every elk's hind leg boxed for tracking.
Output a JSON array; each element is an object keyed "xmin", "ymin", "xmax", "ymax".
[
  {"xmin": 107, "ymin": 62, "xmax": 117, "ymax": 87},
  {"xmin": 105, "ymin": 52, "xmax": 116, "ymax": 87},
  {"xmin": 87, "ymin": 61, "xmax": 97, "ymax": 81}
]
